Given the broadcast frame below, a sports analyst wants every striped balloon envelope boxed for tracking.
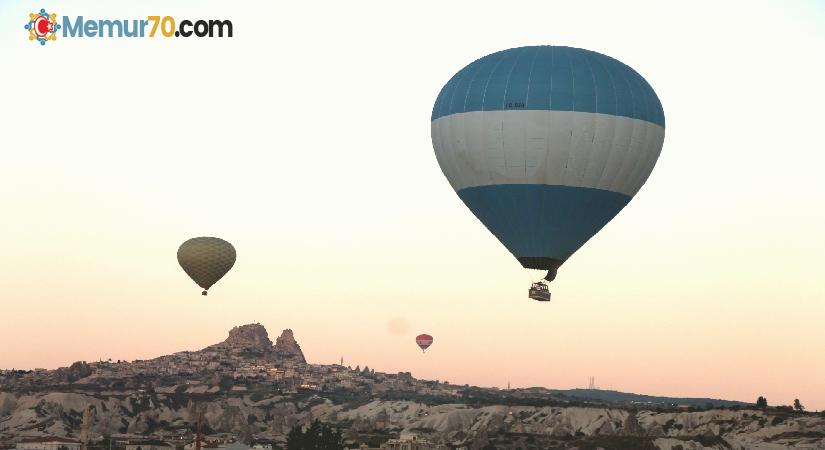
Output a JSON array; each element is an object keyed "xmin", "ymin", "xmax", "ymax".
[
  {"xmin": 415, "ymin": 334, "xmax": 433, "ymax": 352},
  {"xmin": 431, "ymin": 46, "xmax": 665, "ymax": 284}
]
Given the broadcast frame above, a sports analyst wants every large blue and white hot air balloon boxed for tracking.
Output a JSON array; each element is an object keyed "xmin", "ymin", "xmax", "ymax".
[{"xmin": 431, "ymin": 46, "xmax": 665, "ymax": 300}]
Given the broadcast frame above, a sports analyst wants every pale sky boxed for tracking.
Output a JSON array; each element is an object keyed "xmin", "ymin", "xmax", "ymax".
[{"xmin": 1, "ymin": 0, "xmax": 824, "ymax": 410}]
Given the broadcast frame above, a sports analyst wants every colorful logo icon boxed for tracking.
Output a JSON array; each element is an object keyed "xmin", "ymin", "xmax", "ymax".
[{"xmin": 25, "ymin": 9, "xmax": 60, "ymax": 45}]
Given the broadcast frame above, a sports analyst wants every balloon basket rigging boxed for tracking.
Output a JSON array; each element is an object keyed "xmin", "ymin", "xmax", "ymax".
[{"xmin": 528, "ymin": 281, "xmax": 551, "ymax": 302}]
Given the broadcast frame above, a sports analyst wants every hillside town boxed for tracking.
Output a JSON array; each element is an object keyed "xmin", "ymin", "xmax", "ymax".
[
  {"xmin": 0, "ymin": 325, "xmax": 473, "ymax": 450},
  {"xmin": 3, "ymin": 324, "xmax": 824, "ymax": 450},
  {"xmin": 0, "ymin": 325, "xmax": 462, "ymax": 400}
]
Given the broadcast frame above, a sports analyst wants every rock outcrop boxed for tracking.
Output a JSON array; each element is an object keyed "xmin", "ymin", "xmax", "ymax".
[
  {"xmin": 205, "ymin": 323, "xmax": 274, "ymax": 356},
  {"xmin": 273, "ymin": 329, "xmax": 306, "ymax": 364},
  {"xmin": 2, "ymin": 393, "xmax": 824, "ymax": 449},
  {"xmin": 199, "ymin": 324, "xmax": 305, "ymax": 364},
  {"xmin": 55, "ymin": 361, "xmax": 93, "ymax": 383}
]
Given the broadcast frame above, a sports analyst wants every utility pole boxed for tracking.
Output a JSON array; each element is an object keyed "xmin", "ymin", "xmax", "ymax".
[{"xmin": 587, "ymin": 376, "xmax": 597, "ymax": 390}]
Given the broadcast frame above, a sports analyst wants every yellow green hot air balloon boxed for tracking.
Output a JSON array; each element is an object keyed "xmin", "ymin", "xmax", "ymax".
[{"xmin": 177, "ymin": 237, "xmax": 236, "ymax": 296}]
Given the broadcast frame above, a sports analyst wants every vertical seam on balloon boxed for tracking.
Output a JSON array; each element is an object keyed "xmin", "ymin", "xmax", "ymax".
[
  {"xmin": 615, "ymin": 118, "xmax": 643, "ymax": 195},
  {"xmin": 625, "ymin": 120, "xmax": 650, "ymax": 194},
  {"xmin": 568, "ymin": 47, "xmax": 576, "ymax": 113},
  {"xmin": 442, "ymin": 58, "xmax": 492, "ymax": 191},
  {"xmin": 451, "ymin": 112, "xmax": 465, "ymax": 190},
  {"xmin": 620, "ymin": 60, "xmax": 640, "ymax": 124},
  {"xmin": 627, "ymin": 125, "xmax": 654, "ymax": 196},
  {"xmin": 474, "ymin": 51, "xmax": 507, "ymax": 113},
  {"xmin": 561, "ymin": 47, "xmax": 575, "ymax": 188},
  {"xmin": 523, "ymin": 48, "xmax": 540, "ymax": 183},
  {"xmin": 626, "ymin": 69, "xmax": 662, "ymax": 192},
  {"xmin": 572, "ymin": 63, "xmax": 616, "ymax": 243},
  {"xmin": 523, "ymin": 46, "xmax": 540, "ymax": 109},
  {"xmin": 433, "ymin": 70, "xmax": 455, "ymax": 121},
  {"xmin": 542, "ymin": 48, "xmax": 555, "ymax": 255},
  {"xmin": 606, "ymin": 58, "xmax": 637, "ymax": 192},
  {"xmin": 579, "ymin": 52, "xmax": 601, "ymax": 186},
  {"xmin": 501, "ymin": 47, "xmax": 526, "ymax": 112},
  {"xmin": 639, "ymin": 126, "xmax": 665, "ymax": 194},
  {"xmin": 451, "ymin": 115, "xmax": 469, "ymax": 190},
  {"xmin": 613, "ymin": 61, "xmax": 639, "ymax": 193},
  {"xmin": 492, "ymin": 122, "xmax": 521, "ymax": 253},
  {"xmin": 548, "ymin": 46, "xmax": 554, "ymax": 110},
  {"xmin": 455, "ymin": 56, "xmax": 503, "ymax": 190},
  {"xmin": 567, "ymin": 53, "xmax": 606, "ymax": 249},
  {"xmin": 611, "ymin": 117, "xmax": 638, "ymax": 195},
  {"xmin": 563, "ymin": 49, "xmax": 586, "ymax": 185},
  {"xmin": 621, "ymin": 69, "xmax": 654, "ymax": 193},
  {"xmin": 480, "ymin": 53, "xmax": 510, "ymax": 181},
  {"xmin": 529, "ymin": 185, "xmax": 540, "ymax": 259},
  {"xmin": 631, "ymin": 69, "xmax": 653, "ymax": 129},
  {"xmin": 447, "ymin": 63, "xmax": 476, "ymax": 119},
  {"xmin": 542, "ymin": 48, "xmax": 556, "ymax": 254},
  {"xmin": 500, "ymin": 48, "xmax": 526, "ymax": 181},
  {"xmin": 435, "ymin": 75, "xmax": 452, "ymax": 120},
  {"xmin": 629, "ymin": 124, "xmax": 663, "ymax": 196},
  {"xmin": 627, "ymin": 118, "xmax": 652, "ymax": 194},
  {"xmin": 460, "ymin": 54, "xmax": 495, "ymax": 115},
  {"xmin": 645, "ymin": 76, "xmax": 664, "ymax": 127},
  {"xmin": 590, "ymin": 55, "xmax": 621, "ymax": 189},
  {"xmin": 441, "ymin": 65, "xmax": 475, "ymax": 189}
]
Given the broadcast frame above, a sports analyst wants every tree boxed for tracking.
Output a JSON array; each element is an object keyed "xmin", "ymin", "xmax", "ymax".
[
  {"xmin": 794, "ymin": 399, "xmax": 804, "ymax": 412},
  {"xmin": 286, "ymin": 424, "xmax": 306, "ymax": 450},
  {"xmin": 756, "ymin": 396, "xmax": 768, "ymax": 409},
  {"xmin": 286, "ymin": 420, "xmax": 343, "ymax": 450},
  {"xmin": 218, "ymin": 375, "xmax": 234, "ymax": 391}
]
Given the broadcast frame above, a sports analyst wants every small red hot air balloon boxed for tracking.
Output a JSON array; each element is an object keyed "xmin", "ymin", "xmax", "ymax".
[{"xmin": 416, "ymin": 334, "xmax": 433, "ymax": 353}]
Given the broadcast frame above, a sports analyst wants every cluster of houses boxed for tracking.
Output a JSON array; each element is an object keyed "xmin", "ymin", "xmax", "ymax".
[
  {"xmin": 9, "ymin": 434, "xmax": 466, "ymax": 450},
  {"xmin": 346, "ymin": 433, "xmax": 464, "ymax": 450},
  {"xmin": 10, "ymin": 437, "xmax": 273, "ymax": 450},
  {"xmin": 1, "ymin": 355, "xmax": 463, "ymax": 400}
]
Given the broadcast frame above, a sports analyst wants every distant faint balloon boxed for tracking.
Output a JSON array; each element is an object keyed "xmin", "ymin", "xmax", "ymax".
[
  {"xmin": 177, "ymin": 237, "xmax": 236, "ymax": 296},
  {"xmin": 431, "ymin": 46, "xmax": 665, "ymax": 292},
  {"xmin": 388, "ymin": 317, "xmax": 410, "ymax": 336},
  {"xmin": 416, "ymin": 334, "xmax": 433, "ymax": 352}
]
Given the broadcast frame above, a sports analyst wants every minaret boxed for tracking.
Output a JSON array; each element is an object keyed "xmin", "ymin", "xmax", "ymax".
[{"xmin": 340, "ymin": 356, "xmax": 343, "ymax": 366}]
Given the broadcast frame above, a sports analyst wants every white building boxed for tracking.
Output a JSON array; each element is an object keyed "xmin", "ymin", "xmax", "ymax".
[
  {"xmin": 124, "ymin": 440, "xmax": 176, "ymax": 450},
  {"xmin": 382, "ymin": 434, "xmax": 446, "ymax": 450},
  {"xmin": 16, "ymin": 437, "xmax": 82, "ymax": 450}
]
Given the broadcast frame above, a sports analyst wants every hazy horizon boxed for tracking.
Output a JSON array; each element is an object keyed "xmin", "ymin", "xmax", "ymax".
[{"xmin": 1, "ymin": 0, "xmax": 824, "ymax": 410}]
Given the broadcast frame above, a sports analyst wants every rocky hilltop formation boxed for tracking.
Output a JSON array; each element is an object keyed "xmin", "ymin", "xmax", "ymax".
[
  {"xmin": 201, "ymin": 324, "xmax": 305, "ymax": 363},
  {"xmin": 54, "ymin": 361, "xmax": 93, "ymax": 384},
  {"xmin": 273, "ymin": 329, "xmax": 306, "ymax": 364},
  {"xmin": 204, "ymin": 323, "xmax": 274, "ymax": 356}
]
